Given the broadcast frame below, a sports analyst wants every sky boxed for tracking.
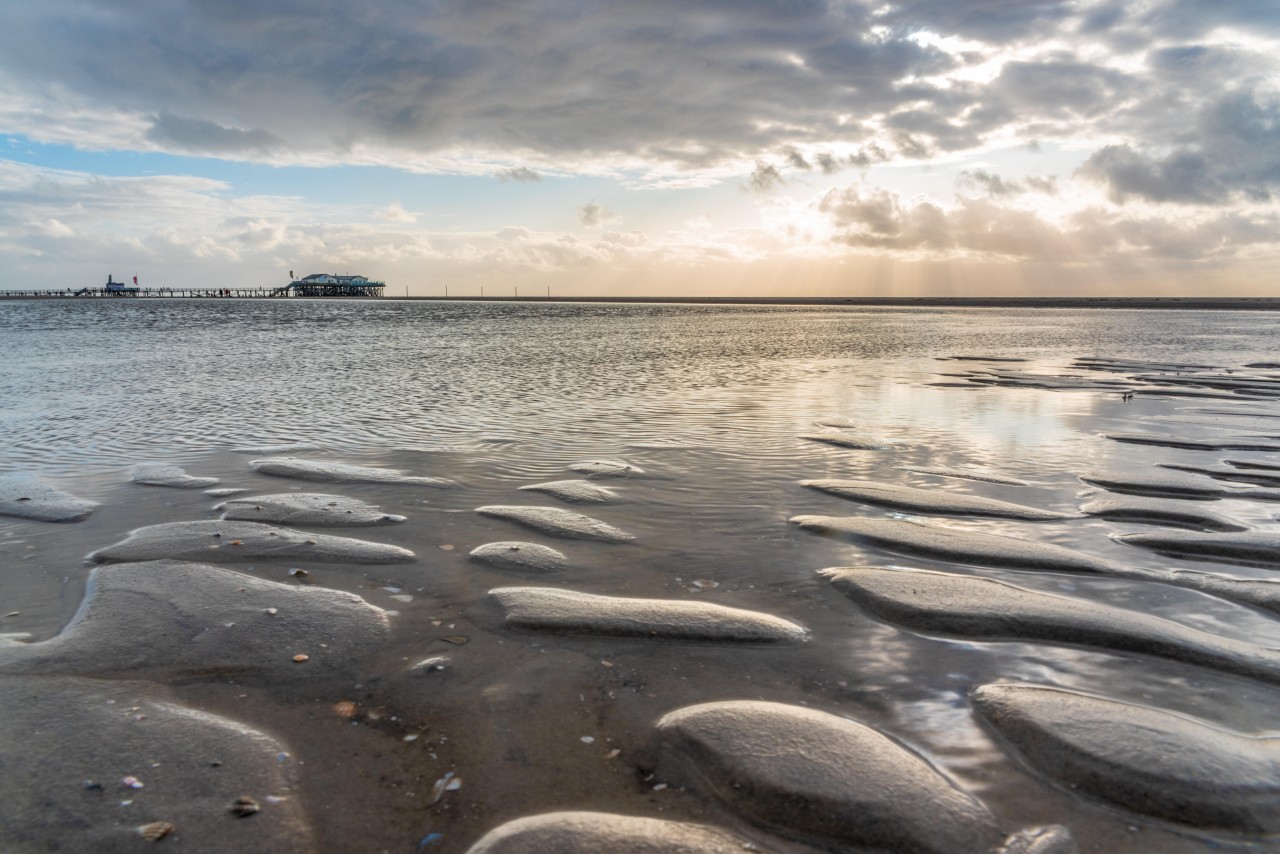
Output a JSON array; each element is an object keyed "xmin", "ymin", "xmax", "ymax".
[{"xmin": 1, "ymin": 0, "xmax": 1278, "ymax": 297}]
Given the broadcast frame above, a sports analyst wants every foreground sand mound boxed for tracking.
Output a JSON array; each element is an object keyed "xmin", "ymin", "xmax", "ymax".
[
  {"xmin": 477, "ymin": 506, "xmax": 634, "ymax": 542},
  {"xmin": 130, "ymin": 463, "xmax": 219, "ymax": 488},
  {"xmin": 87, "ymin": 520, "xmax": 415, "ymax": 564},
  {"xmin": 464, "ymin": 812, "xmax": 766, "ymax": 854},
  {"xmin": 900, "ymin": 465, "xmax": 1031, "ymax": 486},
  {"xmin": 802, "ymin": 479, "xmax": 1075, "ymax": 520},
  {"xmin": 249, "ymin": 457, "xmax": 454, "ymax": 487},
  {"xmin": 568, "ymin": 460, "xmax": 645, "ymax": 478},
  {"xmin": 654, "ymin": 700, "xmax": 1069, "ymax": 853},
  {"xmin": 1079, "ymin": 496, "xmax": 1248, "ymax": 532},
  {"xmin": 517, "ymin": 479, "xmax": 622, "ymax": 504},
  {"xmin": 0, "ymin": 676, "xmax": 314, "ymax": 852},
  {"xmin": 490, "ymin": 587, "xmax": 808, "ymax": 643},
  {"xmin": 469, "ymin": 542, "xmax": 567, "ymax": 573},
  {"xmin": 0, "ymin": 561, "xmax": 390, "ymax": 680},
  {"xmin": 974, "ymin": 683, "xmax": 1280, "ymax": 833},
  {"xmin": 822, "ymin": 566, "xmax": 1280, "ymax": 686},
  {"xmin": 0, "ymin": 473, "xmax": 97, "ymax": 522},
  {"xmin": 218, "ymin": 493, "xmax": 406, "ymax": 526}
]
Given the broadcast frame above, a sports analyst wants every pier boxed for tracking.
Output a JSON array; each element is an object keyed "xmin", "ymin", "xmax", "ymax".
[
  {"xmin": 1, "ymin": 287, "xmax": 295, "ymax": 299},
  {"xmin": 2, "ymin": 273, "xmax": 386, "ymax": 300}
]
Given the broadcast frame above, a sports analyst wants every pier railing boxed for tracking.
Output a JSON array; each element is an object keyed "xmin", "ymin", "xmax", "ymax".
[{"xmin": 0, "ymin": 287, "xmax": 381, "ymax": 299}]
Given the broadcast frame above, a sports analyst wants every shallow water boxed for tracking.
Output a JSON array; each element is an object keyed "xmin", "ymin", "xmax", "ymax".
[{"xmin": 4, "ymin": 300, "xmax": 1280, "ymax": 852}]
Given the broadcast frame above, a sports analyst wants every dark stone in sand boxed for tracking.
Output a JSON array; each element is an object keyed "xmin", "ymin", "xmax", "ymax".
[
  {"xmin": 469, "ymin": 542, "xmax": 567, "ymax": 573},
  {"xmin": 1116, "ymin": 530, "xmax": 1280, "ymax": 569},
  {"xmin": 87, "ymin": 520, "xmax": 415, "ymax": 564},
  {"xmin": 489, "ymin": 587, "xmax": 808, "ymax": 643},
  {"xmin": 568, "ymin": 460, "xmax": 644, "ymax": 478},
  {"xmin": 464, "ymin": 812, "xmax": 766, "ymax": 854},
  {"xmin": 218, "ymin": 493, "xmax": 406, "ymax": 526},
  {"xmin": 802, "ymin": 479, "xmax": 1075, "ymax": 520},
  {"xmin": 974, "ymin": 683, "xmax": 1280, "ymax": 834},
  {"xmin": 654, "ymin": 700, "xmax": 1067, "ymax": 853},
  {"xmin": 231, "ymin": 442, "xmax": 320, "ymax": 454},
  {"xmin": 821, "ymin": 566, "xmax": 1280, "ymax": 686},
  {"xmin": 1105, "ymin": 432, "xmax": 1280, "ymax": 452},
  {"xmin": 130, "ymin": 463, "xmax": 219, "ymax": 488},
  {"xmin": 477, "ymin": 506, "xmax": 634, "ymax": 542},
  {"xmin": 0, "ymin": 474, "xmax": 96, "ymax": 522},
  {"xmin": 249, "ymin": 457, "xmax": 454, "ymax": 488},
  {"xmin": 0, "ymin": 561, "xmax": 389, "ymax": 679},
  {"xmin": 0, "ymin": 676, "xmax": 314, "ymax": 852},
  {"xmin": 1079, "ymin": 496, "xmax": 1248, "ymax": 532},
  {"xmin": 800, "ymin": 431, "xmax": 892, "ymax": 450},
  {"xmin": 901, "ymin": 465, "xmax": 1031, "ymax": 486},
  {"xmin": 518, "ymin": 479, "xmax": 622, "ymax": 504}
]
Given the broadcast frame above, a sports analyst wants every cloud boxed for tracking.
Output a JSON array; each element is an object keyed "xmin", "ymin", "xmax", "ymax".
[
  {"xmin": 1079, "ymin": 89, "xmax": 1280, "ymax": 204},
  {"xmin": 745, "ymin": 161, "xmax": 784, "ymax": 194},
  {"xmin": 496, "ymin": 167, "xmax": 541, "ymax": 184},
  {"xmin": 376, "ymin": 202, "xmax": 417, "ymax": 223},
  {"xmin": 957, "ymin": 169, "xmax": 1057, "ymax": 198},
  {"xmin": 146, "ymin": 112, "xmax": 281, "ymax": 156},
  {"xmin": 577, "ymin": 201, "xmax": 618, "ymax": 227},
  {"xmin": 815, "ymin": 181, "xmax": 1280, "ymax": 264}
]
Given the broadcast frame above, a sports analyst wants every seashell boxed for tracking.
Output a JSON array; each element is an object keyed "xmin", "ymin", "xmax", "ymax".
[
  {"xmin": 228, "ymin": 795, "xmax": 260, "ymax": 817},
  {"xmin": 138, "ymin": 821, "xmax": 175, "ymax": 841},
  {"xmin": 292, "ymin": 653, "xmax": 309, "ymax": 663},
  {"xmin": 332, "ymin": 700, "xmax": 358, "ymax": 718}
]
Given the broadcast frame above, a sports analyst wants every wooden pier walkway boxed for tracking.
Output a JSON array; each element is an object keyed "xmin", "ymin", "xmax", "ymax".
[{"xmin": 4, "ymin": 287, "xmax": 325, "ymax": 299}]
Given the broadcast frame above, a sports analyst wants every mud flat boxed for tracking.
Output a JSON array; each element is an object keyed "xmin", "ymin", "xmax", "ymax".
[
  {"xmin": 974, "ymin": 684, "xmax": 1280, "ymax": 833},
  {"xmin": 0, "ymin": 676, "xmax": 314, "ymax": 852},
  {"xmin": 0, "ymin": 561, "xmax": 390, "ymax": 680},
  {"xmin": 87, "ymin": 520, "xmax": 416, "ymax": 564},
  {"xmin": 490, "ymin": 587, "xmax": 809, "ymax": 643},
  {"xmin": 477, "ymin": 505, "xmax": 635, "ymax": 542},
  {"xmin": 0, "ymin": 473, "xmax": 96, "ymax": 521},
  {"xmin": 802, "ymin": 479, "xmax": 1075, "ymax": 520},
  {"xmin": 653, "ymin": 700, "xmax": 1069, "ymax": 853},
  {"xmin": 217, "ymin": 493, "xmax": 407, "ymax": 526},
  {"xmin": 821, "ymin": 566, "xmax": 1280, "ymax": 685},
  {"xmin": 249, "ymin": 457, "xmax": 454, "ymax": 487}
]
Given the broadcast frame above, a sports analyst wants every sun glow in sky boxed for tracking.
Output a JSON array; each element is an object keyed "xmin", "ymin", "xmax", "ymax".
[{"xmin": 2, "ymin": 1, "xmax": 1279, "ymax": 296}]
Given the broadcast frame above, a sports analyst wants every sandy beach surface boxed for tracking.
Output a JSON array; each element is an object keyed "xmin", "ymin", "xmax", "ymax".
[{"xmin": 3, "ymin": 299, "xmax": 1280, "ymax": 852}]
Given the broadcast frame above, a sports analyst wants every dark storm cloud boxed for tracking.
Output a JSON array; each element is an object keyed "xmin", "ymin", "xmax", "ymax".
[
  {"xmin": 0, "ymin": 0, "xmax": 954, "ymax": 165},
  {"xmin": 0, "ymin": 0, "xmax": 1277, "ymax": 199},
  {"xmin": 147, "ymin": 113, "xmax": 281, "ymax": 155}
]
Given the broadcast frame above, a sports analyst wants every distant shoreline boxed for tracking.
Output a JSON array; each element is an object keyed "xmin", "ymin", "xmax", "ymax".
[
  {"xmin": 390, "ymin": 296, "xmax": 1280, "ymax": 311},
  {"xmin": 5, "ymin": 293, "xmax": 1280, "ymax": 310}
]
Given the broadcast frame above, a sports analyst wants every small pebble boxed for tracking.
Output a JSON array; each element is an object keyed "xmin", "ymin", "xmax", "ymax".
[{"xmin": 292, "ymin": 654, "xmax": 309, "ymax": 663}]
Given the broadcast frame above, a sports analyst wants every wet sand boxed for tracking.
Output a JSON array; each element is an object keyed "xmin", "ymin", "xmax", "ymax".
[{"xmin": 5, "ymin": 302, "xmax": 1280, "ymax": 852}]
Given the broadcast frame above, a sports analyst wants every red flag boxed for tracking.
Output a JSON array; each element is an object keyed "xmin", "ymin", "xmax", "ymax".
[{"xmin": 132, "ymin": 275, "xmax": 138, "ymax": 285}]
